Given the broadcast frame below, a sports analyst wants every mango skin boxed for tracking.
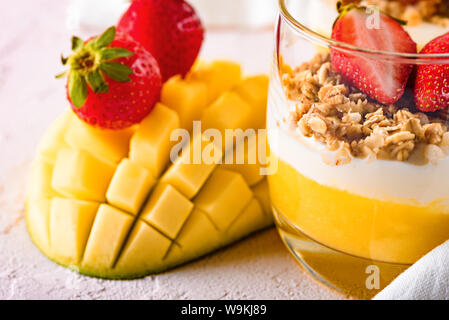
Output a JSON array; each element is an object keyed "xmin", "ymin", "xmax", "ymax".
[
  {"xmin": 26, "ymin": 61, "xmax": 273, "ymax": 279},
  {"xmin": 25, "ymin": 196, "xmax": 272, "ymax": 280}
]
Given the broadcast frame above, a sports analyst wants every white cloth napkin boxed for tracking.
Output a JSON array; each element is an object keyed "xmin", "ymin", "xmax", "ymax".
[{"xmin": 374, "ymin": 241, "xmax": 449, "ymax": 300}]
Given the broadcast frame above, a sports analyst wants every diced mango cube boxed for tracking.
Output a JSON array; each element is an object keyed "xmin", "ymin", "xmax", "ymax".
[
  {"xmin": 226, "ymin": 198, "xmax": 267, "ymax": 241},
  {"xmin": 26, "ymin": 199, "xmax": 52, "ymax": 253},
  {"xmin": 188, "ymin": 60, "xmax": 242, "ymax": 104},
  {"xmin": 252, "ymin": 179, "xmax": 273, "ymax": 217},
  {"xmin": 164, "ymin": 209, "xmax": 221, "ymax": 266},
  {"xmin": 130, "ymin": 103, "xmax": 180, "ymax": 177},
  {"xmin": 161, "ymin": 133, "xmax": 222, "ymax": 199},
  {"xmin": 82, "ymin": 204, "xmax": 133, "ymax": 271},
  {"xmin": 115, "ymin": 221, "xmax": 171, "ymax": 274},
  {"xmin": 141, "ymin": 183, "xmax": 194, "ymax": 239},
  {"xmin": 233, "ymin": 75, "xmax": 269, "ymax": 129},
  {"xmin": 65, "ymin": 116, "xmax": 134, "ymax": 164},
  {"xmin": 106, "ymin": 159, "xmax": 156, "ymax": 215},
  {"xmin": 37, "ymin": 111, "xmax": 73, "ymax": 163},
  {"xmin": 194, "ymin": 169, "xmax": 253, "ymax": 230},
  {"xmin": 52, "ymin": 148, "xmax": 116, "ymax": 202},
  {"xmin": 161, "ymin": 75, "xmax": 208, "ymax": 131},
  {"xmin": 50, "ymin": 198, "xmax": 99, "ymax": 265},
  {"xmin": 202, "ymin": 92, "xmax": 253, "ymax": 132},
  {"xmin": 221, "ymin": 132, "xmax": 268, "ymax": 186},
  {"xmin": 28, "ymin": 157, "xmax": 59, "ymax": 202}
]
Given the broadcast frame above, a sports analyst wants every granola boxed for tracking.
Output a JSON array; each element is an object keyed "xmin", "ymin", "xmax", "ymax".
[
  {"xmin": 336, "ymin": 0, "xmax": 449, "ymax": 27},
  {"xmin": 283, "ymin": 52, "xmax": 449, "ymax": 164}
]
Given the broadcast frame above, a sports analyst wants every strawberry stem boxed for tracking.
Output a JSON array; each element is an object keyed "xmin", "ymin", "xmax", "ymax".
[{"xmin": 56, "ymin": 26, "xmax": 135, "ymax": 108}]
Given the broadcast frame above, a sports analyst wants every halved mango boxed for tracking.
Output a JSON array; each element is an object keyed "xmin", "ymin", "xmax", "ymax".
[{"xmin": 26, "ymin": 59, "xmax": 273, "ymax": 279}]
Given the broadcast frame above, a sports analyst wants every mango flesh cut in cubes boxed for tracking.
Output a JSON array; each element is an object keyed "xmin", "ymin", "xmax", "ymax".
[
  {"xmin": 37, "ymin": 111, "xmax": 72, "ymax": 163},
  {"xmin": 161, "ymin": 75, "xmax": 208, "ymax": 132},
  {"xmin": 26, "ymin": 199, "xmax": 52, "ymax": 254},
  {"xmin": 141, "ymin": 184, "xmax": 194, "ymax": 239},
  {"xmin": 115, "ymin": 221, "xmax": 172, "ymax": 275},
  {"xmin": 221, "ymin": 132, "xmax": 268, "ymax": 187},
  {"xmin": 233, "ymin": 76, "xmax": 269, "ymax": 129},
  {"xmin": 252, "ymin": 179, "xmax": 273, "ymax": 217},
  {"xmin": 65, "ymin": 116, "xmax": 134, "ymax": 164},
  {"xmin": 106, "ymin": 159, "xmax": 156, "ymax": 215},
  {"xmin": 130, "ymin": 103, "xmax": 180, "ymax": 178},
  {"xmin": 164, "ymin": 209, "xmax": 222, "ymax": 268},
  {"xmin": 26, "ymin": 59, "xmax": 273, "ymax": 279},
  {"xmin": 161, "ymin": 133, "xmax": 222, "ymax": 199},
  {"xmin": 28, "ymin": 157, "xmax": 59, "ymax": 202},
  {"xmin": 50, "ymin": 198, "xmax": 99, "ymax": 265},
  {"xmin": 194, "ymin": 169, "xmax": 253, "ymax": 231},
  {"xmin": 81, "ymin": 204, "xmax": 134, "ymax": 274},
  {"xmin": 187, "ymin": 60, "xmax": 242, "ymax": 104},
  {"xmin": 226, "ymin": 199, "xmax": 268, "ymax": 242},
  {"xmin": 52, "ymin": 148, "xmax": 116, "ymax": 203},
  {"xmin": 201, "ymin": 92, "xmax": 254, "ymax": 150}
]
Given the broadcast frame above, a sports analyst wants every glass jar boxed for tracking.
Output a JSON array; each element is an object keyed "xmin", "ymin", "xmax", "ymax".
[{"xmin": 267, "ymin": 0, "xmax": 449, "ymax": 299}]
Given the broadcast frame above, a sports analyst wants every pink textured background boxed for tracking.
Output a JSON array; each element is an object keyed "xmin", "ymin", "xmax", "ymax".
[{"xmin": 0, "ymin": 0, "xmax": 341, "ymax": 299}]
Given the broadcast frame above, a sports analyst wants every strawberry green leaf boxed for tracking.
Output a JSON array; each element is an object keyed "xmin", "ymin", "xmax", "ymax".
[
  {"xmin": 69, "ymin": 72, "xmax": 88, "ymax": 108},
  {"xmin": 55, "ymin": 71, "xmax": 68, "ymax": 79},
  {"xmin": 100, "ymin": 48, "xmax": 134, "ymax": 61},
  {"xmin": 71, "ymin": 36, "xmax": 84, "ymax": 51},
  {"xmin": 95, "ymin": 26, "xmax": 116, "ymax": 49},
  {"xmin": 86, "ymin": 70, "xmax": 109, "ymax": 93},
  {"xmin": 100, "ymin": 62, "xmax": 133, "ymax": 82}
]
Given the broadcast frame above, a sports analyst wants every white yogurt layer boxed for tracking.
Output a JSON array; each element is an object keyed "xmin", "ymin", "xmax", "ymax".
[
  {"xmin": 267, "ymin": 76, "xmax": 449, "ymax": 206},
  {"xmin": 295, "ymin": 0, "xmax": 449, "ymax": 47}
]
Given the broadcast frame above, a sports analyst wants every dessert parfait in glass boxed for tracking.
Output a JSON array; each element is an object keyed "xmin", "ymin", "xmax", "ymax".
[{"xmin": 268, "ymin": 0, "xmax": 449, "ymax": 299}]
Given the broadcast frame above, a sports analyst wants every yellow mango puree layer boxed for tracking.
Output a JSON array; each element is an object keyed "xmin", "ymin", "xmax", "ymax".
[{"xmin": 268, "ymin": 154, "xmax": 449, "ymax": 264}]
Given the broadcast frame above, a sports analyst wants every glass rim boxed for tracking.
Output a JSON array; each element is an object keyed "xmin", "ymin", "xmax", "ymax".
[{"xmin": 278, "ymin": 0, "xmax": 449, "ymax": 64}]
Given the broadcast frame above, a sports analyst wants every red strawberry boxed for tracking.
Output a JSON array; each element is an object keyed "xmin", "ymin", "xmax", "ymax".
[
  {"xmin": 58, "ymin": 26, "xmax": 162, "ymax": 130},
  {"xmin": 330, "ymin": 4, "xmax": 417, "ymax": 104},
  {"xmin": 118, "ymin": 0, "xmax": 204, "ymax": 82},
  {"xmin": 414, "ymin": 32, "xmax": 449, "ymax": 112}
]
